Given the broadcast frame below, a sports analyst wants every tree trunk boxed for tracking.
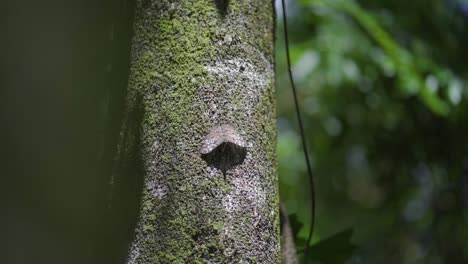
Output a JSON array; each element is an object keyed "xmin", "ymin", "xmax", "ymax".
[
  {"xmin": 119, "ymin": 0, "xmax": 279, "ymax": 263},
  {"xmin": 281, "ymin": 204, "xmax": 298, "ymax": 264}
]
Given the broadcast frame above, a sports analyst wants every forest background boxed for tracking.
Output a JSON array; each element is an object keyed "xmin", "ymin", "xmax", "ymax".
[{"xmin": 4, "ymin": 0, "xmax": 468, "ymax": 263}]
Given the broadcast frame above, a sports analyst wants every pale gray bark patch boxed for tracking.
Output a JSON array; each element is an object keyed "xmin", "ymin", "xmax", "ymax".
[
  {"xmin": 203, "ymin": 58, "xmax": 273, "ymax": 122},
  {"xmin": 147, "ymin": 179, "xmax": 167, "ymax": 199},
  {"xmin": 126, "ymin": 242, "xmax": 140, "ymax": 264}
]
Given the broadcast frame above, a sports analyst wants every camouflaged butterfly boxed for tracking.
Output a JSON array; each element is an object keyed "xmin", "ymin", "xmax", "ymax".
[{"xmin": 200, "ymin": 124, "xmax": 247, "ymax": 175}]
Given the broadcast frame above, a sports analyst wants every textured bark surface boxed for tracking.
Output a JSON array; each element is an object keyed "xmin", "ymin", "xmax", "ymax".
[{"xmin": 120, "ymin": 0, "xmax": 279, "ymax": 263}]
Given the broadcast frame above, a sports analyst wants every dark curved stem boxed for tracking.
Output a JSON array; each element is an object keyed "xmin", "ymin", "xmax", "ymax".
[{"xmin": 280, "ymin": 0, "xmax": 316, "ymax": 263}]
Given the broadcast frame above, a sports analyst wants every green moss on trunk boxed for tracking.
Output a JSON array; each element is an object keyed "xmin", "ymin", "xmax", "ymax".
[{"xmin": 123, "ymin": 0, "xmax": 278, "ymax": 263}]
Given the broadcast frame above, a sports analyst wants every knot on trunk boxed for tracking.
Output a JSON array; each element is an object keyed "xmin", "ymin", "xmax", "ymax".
[{"xmin": 200, "ymin": 125, "xmax": 247, "ymax": 174}]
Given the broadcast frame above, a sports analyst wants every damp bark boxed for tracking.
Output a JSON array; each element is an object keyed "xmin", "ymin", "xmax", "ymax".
[{"xmin": 120, "ymin": 0, "xmax": 279, "ymax": 263}]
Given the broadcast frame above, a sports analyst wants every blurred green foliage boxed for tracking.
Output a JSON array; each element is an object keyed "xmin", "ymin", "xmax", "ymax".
[{"xmin": 276, "ymin": 0, "xmax": 468, "ymax": 263}]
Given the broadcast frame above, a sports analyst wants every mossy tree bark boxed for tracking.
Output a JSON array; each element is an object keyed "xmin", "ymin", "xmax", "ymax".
[{"xmin": 118, "ymin": 0, "xmax": 279, "ymax": 263}]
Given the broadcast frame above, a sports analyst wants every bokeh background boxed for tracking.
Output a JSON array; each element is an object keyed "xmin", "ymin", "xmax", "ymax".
[
  {"xmin": 4, "ymin": 0, "xmax": 468, "ymax": 263},
  {"xmin": 275, "ymin": 0, "xmax": 468, "ymax": 263}
]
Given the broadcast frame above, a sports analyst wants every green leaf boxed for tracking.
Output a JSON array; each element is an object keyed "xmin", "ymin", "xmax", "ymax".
[
  {"xmin": 288, "ymin": 213, "xmax": 304, "ymax": 238},
  {"xmin": 309, "ymin": 0, "xmax": 452, "ymax": 115},
  {"xmin": 301, "ymin": 228, "xmax": 356, "ymax": 264}
]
